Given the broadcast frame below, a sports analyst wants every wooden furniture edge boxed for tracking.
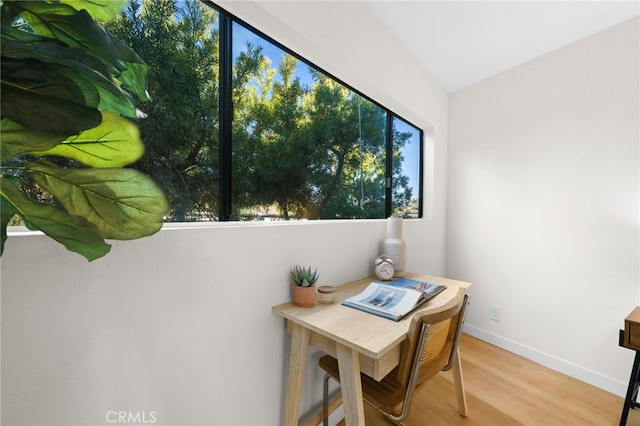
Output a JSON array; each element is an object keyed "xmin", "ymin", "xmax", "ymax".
[{"xmin": 623, "ymin": 307, "xmax": 640, "ymax": 351}]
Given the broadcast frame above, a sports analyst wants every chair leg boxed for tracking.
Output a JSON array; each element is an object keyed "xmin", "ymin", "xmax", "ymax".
[
  {"xmin": 323, "ymin": 373, "xmax": 333, "ymax": 426},
  {"xmin": 452, "ymin": 349, "xmax": 468, "ymax": 417},
  {"xmin": 383, "ymin": 412, "xmax": 405, "ymax": 426}
]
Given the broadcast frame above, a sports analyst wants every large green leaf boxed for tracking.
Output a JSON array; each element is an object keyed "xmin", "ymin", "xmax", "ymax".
[
  {"xmin": 32, "ymin": 111, "xmax": 144, "ymax": 167},
  {"xmin": 60, "ymin": 0, "xmax": 128, "ymax": 22},
  {"xmin": 1, "ymin": 57, "xmax": 102, "ymax": 133},
  {"xmin": 0, "ymin": 118, "xmax": 69, "ymax": 161},
  {"xmin": 2, "ymin": 30, "xmax": 138, "ymax": 118},
  {"xmin": 5, "ymin": 1, "xmax": 150, "ymax": 101},
  {"xmin": 2, "ymin": 24, "xmax": 113, "ymax": 79},
  {"xmin": 0, "ymin": 177, "xmax": 111, "ymax": 260},
  {"xmin": 25, "ymin": 161, "xmax": 168, "ymax": 240}
]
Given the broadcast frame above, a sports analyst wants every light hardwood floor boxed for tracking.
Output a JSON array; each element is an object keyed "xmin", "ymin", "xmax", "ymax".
[{"xmin": 339, "ymin": 333, "xmax": 634, "ymax": 426}]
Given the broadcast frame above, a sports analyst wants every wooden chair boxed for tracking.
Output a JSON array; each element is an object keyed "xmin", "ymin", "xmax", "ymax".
[{"xmin": 319, "ymin": 288, "xmax": 470, "ymax": 425}]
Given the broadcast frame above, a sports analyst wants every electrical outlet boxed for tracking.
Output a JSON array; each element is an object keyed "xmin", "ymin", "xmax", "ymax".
[{"xmin": 490, "ymin": 306, "xmax": 500, "ymax": 321}]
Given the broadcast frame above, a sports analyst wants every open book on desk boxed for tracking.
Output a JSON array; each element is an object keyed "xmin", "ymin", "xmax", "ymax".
[{"xmin": 342, "ymin": 277, "xmax": 446, "ymax": 321}]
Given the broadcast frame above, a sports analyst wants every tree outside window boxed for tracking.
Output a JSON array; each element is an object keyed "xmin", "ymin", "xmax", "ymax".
[{"xmin": 105, "ymin": 0, "xmax": 422, "ymax": 222}]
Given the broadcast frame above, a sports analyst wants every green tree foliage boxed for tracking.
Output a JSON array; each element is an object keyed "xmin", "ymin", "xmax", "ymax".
[
  {"xmin": 232, "ymin": 50, "xmax": 312, "ymax": 220},
  {"xmin": 302, "ymin": 74, "xmax": 389, "ymax": 219},
  {"xmin": 106, "ymin": 0, "xmax": 219, "ymax": 222},
  {"xmin": 1, "ymin": 0, "xmax": 169, "ymax": 261},
  {"xmin": 104, "ymin": 0, "xmax": 416, "ymax": 222}
]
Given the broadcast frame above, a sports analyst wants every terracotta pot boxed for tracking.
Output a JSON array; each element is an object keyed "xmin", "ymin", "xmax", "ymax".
[{"xmin": 293, "ymin": 285, "xmax": 316, "ymax": 307}]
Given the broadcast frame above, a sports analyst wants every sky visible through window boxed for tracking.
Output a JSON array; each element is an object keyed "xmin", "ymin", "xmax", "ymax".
[
  {"xmin": 232, "ymin": 22, "xmax": 314, "ymax": 87},
  {"xmin": 395, "ymin": 119, "xmax": 421, "ymax": 193}
]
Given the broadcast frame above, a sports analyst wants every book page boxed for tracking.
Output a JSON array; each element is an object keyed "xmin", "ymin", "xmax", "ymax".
[
  {"xmin": 344, "ymin": 283, "xmax": 424, "ymax": 318},
  {"xmin": 376, "ymin": 277, "xmax": 446, "ymax": 300}
]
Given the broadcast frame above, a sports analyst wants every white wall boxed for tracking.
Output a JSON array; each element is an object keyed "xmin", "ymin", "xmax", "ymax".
[
  {"xmin": 0, "ymin": 1, "xmax": 449, "ymax": 425},
  {"xmin": 447, "ymin": 17, "xmax": 639, "ymax": 396}
]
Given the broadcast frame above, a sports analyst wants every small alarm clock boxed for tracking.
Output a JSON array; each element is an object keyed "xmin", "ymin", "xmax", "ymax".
[{"xmin": 374, "ymin": 255, "xmax": 394, "ymax": 281}]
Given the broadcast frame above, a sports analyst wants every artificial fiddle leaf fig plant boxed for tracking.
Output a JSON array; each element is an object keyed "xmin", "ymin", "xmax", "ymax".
[{"xmin": 0, "ymin": 0, "xmax": 169, "ymax": 261}]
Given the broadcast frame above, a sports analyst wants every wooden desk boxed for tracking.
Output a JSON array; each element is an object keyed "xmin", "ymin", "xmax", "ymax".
[{"xmin": 272, "ymin": 272, "xmax": 472, "ymax": 426}]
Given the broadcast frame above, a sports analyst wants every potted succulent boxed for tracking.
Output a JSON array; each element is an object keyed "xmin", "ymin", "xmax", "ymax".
[{"xmin": 291, "ymin": 265, "xmax": 319, "ymax": 307}]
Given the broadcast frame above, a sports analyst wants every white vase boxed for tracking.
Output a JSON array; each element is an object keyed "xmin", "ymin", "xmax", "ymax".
[{"xmin": 384, "ymin": 217, "xmax": 406, "ymax": 277}]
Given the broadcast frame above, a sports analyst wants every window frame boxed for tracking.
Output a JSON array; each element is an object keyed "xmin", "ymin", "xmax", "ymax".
[{"xmin": 207, "ymin": 1, "xmax": 423, "ymax": 220}]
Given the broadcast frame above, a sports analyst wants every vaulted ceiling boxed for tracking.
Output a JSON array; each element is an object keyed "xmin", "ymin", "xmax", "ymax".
[{"xmin": 366, "ymin": 1, "xmax": 639, "ymax": 92}]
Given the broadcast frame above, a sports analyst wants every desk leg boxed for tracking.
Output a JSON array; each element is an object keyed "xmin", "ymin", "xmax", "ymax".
[
  {"xmin": 284, "ymin": 322, "xmax": 310, "ymax": 426},
  {"xmin": 620, "ymin": 351, "xmax": 640, "ymax": 426},
  {"xmin": 336, "ymin": 343, "xmax": 366, "ymax": 426},
  {"xmin": 452, "ymin": 348, "xmax": 468, "ymax": 417}
]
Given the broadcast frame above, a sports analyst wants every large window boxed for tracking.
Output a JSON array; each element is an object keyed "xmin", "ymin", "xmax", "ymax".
[{"xmin": 106, "ymin": 0, "xmax": 423, "ymax": 222}]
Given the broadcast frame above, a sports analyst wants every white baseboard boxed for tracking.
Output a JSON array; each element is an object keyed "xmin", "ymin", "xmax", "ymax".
[{"xmin": 463, "ymin": 324, "xmax": 628, "ymax": 398}]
